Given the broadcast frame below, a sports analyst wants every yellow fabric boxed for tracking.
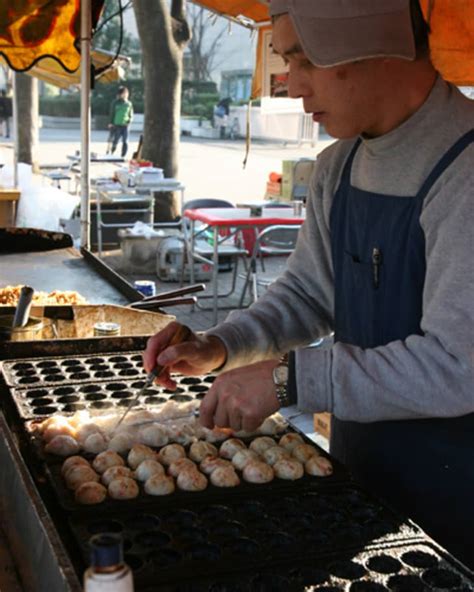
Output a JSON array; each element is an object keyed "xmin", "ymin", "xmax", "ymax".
[{"xmin": 0, "ymin": 0, "xmax": 104, "ymax": 73}]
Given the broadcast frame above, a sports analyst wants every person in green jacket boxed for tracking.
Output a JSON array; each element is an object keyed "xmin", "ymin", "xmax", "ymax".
[{"xmin": 109, "ymin": 86, "xmax": 134, "ymax": 157}]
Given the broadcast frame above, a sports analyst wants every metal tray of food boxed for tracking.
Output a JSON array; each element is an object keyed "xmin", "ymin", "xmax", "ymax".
[{"xmin": 65, "ymin": 498, "xmax": 447, "ymax": 591}]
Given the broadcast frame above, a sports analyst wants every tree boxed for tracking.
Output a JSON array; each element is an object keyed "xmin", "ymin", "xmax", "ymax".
[
  {"xmin": 14, "ymin": 73, "xmax": 39, "ymax": 168},
  {"xmin": 133, "ymin": 0, "xmax": 191, "ymax": 221},
  {"xmin": 186, "ymin": 5, "xmax": 227, "ymax": 82}
]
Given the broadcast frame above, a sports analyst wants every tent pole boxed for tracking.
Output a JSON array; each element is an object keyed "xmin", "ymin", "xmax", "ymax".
[
  {"xmin": 12, "ymin": 75, "xmax": 18, "ymax": 188},
  {"xmin": 80, "ymin": 0, "xmax": 92, "ymax": 249}
]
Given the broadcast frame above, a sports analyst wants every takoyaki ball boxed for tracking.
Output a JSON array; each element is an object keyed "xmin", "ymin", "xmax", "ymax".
[
  {"xmin": 273, "ymin": 458, "xmax": 304, "ymax": 480},
  {"xmin": 199, "ymin": 456, "xmax": 233, "ymax": 476},
  {"xmin": 278, "ymin": 433, "xmax": 304, "ymax": 452},
  {"xmin": 262, "ymin": 446, "xmax": 291, "ymax": 466},
  {"xmin": 176, "ymin": 468, "xmax": 208, "ymax": 492},
  {"xmin": 219, "ymin": 438, "xmax": 246, "ymax": 460},
  {"xmin": 189, "ymin": 441, "xmax": 218, "ymax": 463},
  {"xmin": 292, "ymin": 443, "xmax": 319, "ymax": 463},
  {"xmin": 108, "ymin": 477, "xmax": 139, "ymax": 500},
  {"xmin": 137, "ymin": 424, "xmax": 169, "ymax": 448},
  {"xmin": 232, "ymin": 449, "xmax": 261, "ymax": 471},
  {"xmin": 134, "ymin": 459, "xmax": 165, "ymax": 482},
  {"xmin": 128, "ymin": 444, "xmax": 158, "ymax": 469},
  {"xmin": 168, "ymin": 458, "xmax": 197, "ymax": 478},
  {"xmin": 61, "ymin": 455, "xmax": 89, "ymax": 476},
  {"xmin": 202, "ymin": 426, "xmax": 233, "ymax": 443},
  {"xmin": 210, "ymin": 466, "xmax": 240, "ymax": 488},
  {"xmin": 249, "ymin": 436, "xmax": 276, "ymax": 455},
  {"xmin": 83, "ymin": 432, "xmax": 108, "ymax": 454},
  {"xmin": 305, "ymin": 455, "xmax": 333, "ymax": 477},
  {"xmin": 45, "ymin": 434, "xmax": 80, "ymax": 457},
  {"xmin": 76, "ymin": 423, "xmax": 102, "ymax": 445},
  {"xmin": 158, "ymin": 443, "xmax": 186, "ymax": 467},
  {"xmin": 243, "ymin": 461, "xmax": 274, "ymax": 484},
  {"xmin": 101, "ymin": 466, "xmax": 133, "ymax": 487},
  {"xmin": 144, "ymin": 474, "xmax": 175, "ymax": 496},
  {"xmin": 65, "ymin": 465, "xmax": 100, "ymax": 490},
  {"xmin": 108, "ymin": 432, "xmax": 134, "ymax": 454},
  {"xmin": 74, "ymin": 481, "xmax": 107, "ymax": 505},
  {"xmin": 42, "ymin": 417, "xmax": 76, "ymax": 442},
  {"xmin": 92, "ymin": 450, "xmax": 125, "ymax": 474},
  {"xmin": 258, "ymin": 414, "xmax": 286, "ymax": 435}
]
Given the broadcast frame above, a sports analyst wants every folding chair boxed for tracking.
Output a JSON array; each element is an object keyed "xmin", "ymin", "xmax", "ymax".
[{"xmin": 239, "ymin": 224, "xmax": 301, "ymax": 307}]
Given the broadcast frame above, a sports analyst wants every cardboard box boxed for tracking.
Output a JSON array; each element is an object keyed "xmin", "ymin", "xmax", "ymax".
[
  {"xmin": 314, "ymin": 412, "xmax": 331, "ymax": 440},
  {"xmin": 0, "ymin": 188, "xmax": 20, "ymax": 226}
]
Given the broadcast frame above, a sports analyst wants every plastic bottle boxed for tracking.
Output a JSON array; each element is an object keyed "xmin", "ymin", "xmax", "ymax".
[{"xmin": 83, "ymin": 533, "xmax": 134, "ymax": 592}]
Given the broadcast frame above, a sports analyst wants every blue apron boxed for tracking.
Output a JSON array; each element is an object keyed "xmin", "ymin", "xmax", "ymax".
[{"xmin": 329, "ymin": 130, "xmax": 474, "ymax": 568}]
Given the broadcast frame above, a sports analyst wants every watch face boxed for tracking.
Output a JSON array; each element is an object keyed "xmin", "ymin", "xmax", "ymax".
[{"xmin": 274, "ymin": 364, "xmax": 289, "ymax": 385}]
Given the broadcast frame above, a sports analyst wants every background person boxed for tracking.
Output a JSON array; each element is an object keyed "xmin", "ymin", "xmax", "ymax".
[
  {"xmin": 0, "ymin": 90, "xmax": 13, "ymax": 138},
  {"xmin": 144, "ymin": 0, "xmax": 474, "ymax": 568},
  {"xmin": 109, "ymin": 86, "xmax": 134, "ymax": 157}
]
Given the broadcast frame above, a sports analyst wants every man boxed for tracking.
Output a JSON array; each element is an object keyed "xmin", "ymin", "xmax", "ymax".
[
  {"xmin": 109, "ymin": 86, "xmax": 134, "ymax": 157},
  {"xmin": 144, "ymin": 0, "xmax": 474, "ymax": 566},
  {"xmin": 0, "ymin": 90, "xmax": 12, "ymax": 138}
]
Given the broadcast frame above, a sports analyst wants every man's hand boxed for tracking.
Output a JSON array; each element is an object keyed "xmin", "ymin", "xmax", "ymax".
[
  {"xmin": 199, "ymin": 360, "xmax": 281, "ymax": 433},
  {"xmin": 143, "ymin": 321, "xmax": 227, "ymax": 389}
]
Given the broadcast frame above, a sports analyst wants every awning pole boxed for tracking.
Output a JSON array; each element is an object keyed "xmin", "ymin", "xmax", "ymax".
[
  {"xmin": 12, "ymin": 75, "xmax": 18, "ymax": 188},
  {"xmin": 80, "ymin": 0, "xmax": 92, "ymax": 249}
]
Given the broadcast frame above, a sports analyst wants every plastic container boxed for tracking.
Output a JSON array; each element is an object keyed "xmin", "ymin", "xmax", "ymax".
[
  {"xmin": 93, "ymin": 322, "xmax": 121, "ymax": 337},
  {"xmin": 133, "ymin": 280, "xmax": 156, "ymax": 298},
  {"xmin": 84, "ymin": 533, "xmax": 134, "ymax": 592}
]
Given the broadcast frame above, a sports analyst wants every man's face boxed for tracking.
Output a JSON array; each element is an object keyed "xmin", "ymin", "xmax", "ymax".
[{"xmin": 272, "ymin": 15, "xmax": 386, "ymax": 138}]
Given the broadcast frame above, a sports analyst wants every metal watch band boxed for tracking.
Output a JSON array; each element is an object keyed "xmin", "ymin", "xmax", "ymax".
[{"xmin": 275, "ymin": 382, "xmax": 291, "ymax": 407}]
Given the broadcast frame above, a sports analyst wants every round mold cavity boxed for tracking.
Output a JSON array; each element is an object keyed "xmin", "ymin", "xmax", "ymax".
[
  {"xmin": 387, "ymin": 575, "xmax": 427, "ymax": 592},
  {"xmin": 188, "ymin": 385, "xmax": 208, "ymax": 393},
  {"xmin": 333, "ymin": 526, "xmax": 364, "ymax": 547},
  {"xmin": 289, "ymin": 566, "xmax": 329, "ymax": 586},
  {"xmin": 87, "ymin": 520, "xmax": 123, "ymax": 534},
  {"xmin": 237, "ymin": 500, "xmax": 266, "ymax": 516},
  {"xmin": 61, "ymin": 359, "xmax": 81, "ymax": 367},
  {"xmin": 163, "ymin": 387, "xmax": 185, "ymax": 395},
  {"xmin": 266, "ymin": 532, "xmax": 296, "ymax": 553},
  {"xmin": 134, "ymin": 530, "xmax": 170, "ymax": 548},
  {"xmin": 148, "ymin": 548, "xmax": 182, "ymax": 567},
  {"xmin": 366, "ymin": 555, "xmax": 402, "ymax": 575},
  {"xmin": 204, "ymin": 375, "xmax": 216, "ymax": 383},
  {"xmin": 141, "ymin": 389, "xmax": 159, "ymax": 396},
  {"xmin": 422, "ymin": 568, "xmax": 461, "ymax": 589},
  {"xmin": 112, "ymin": 391, "xmax": 133, "ymax": 400},
  {"xmin": 85, "ymin": 357, "xmax": 105, "ymax": 364},
  {"xmin": 200, "ymin": 505, "xmax": 233, "ymax": 523},
  {"xmin": 250, "ymin": 574, "xmax": 291, "ymax": 591},
  {"xmin": 131, "ymin": 381, "xmax": 146, "ymax": 389},
  {"xmin": 119, "ymin": 369, "xmax": 139, "ymax": 377},
  {"xmin": 68, "ymin": 372, "xmax": 90, "ymax": 381},
  {"xmin": 175, "ymin": 527, "xmax": 208, "ymax": 546},
  {"xmin": 300, "ymin": 529, "xmax": 329, "ymax": 546},
  {"xmin": 117, "ymin": 399, "xmax": 134, "ymax": 407},
  {"xmin": 33, "ymin": 406, "xmax": 58, "ymax": 415},
  {"xmin": 40, "ymin": 367, "xmax": 61, "ymax": 375},
  {"xmin": 350, "ymin": 582, "xmax": 389, "ymax": 592},
  {"xmin": 170, "ymin": 394, "xmax": 193, "ymax": 402},
  {"xmin": 26, "ymin": 389, "xmax": 49, "ymax": 398},
  {"xmin": 250, "ymin": 515, "xmax": 280, "ymax": 532},
  {"xmin": 109, "ymin": 356, "xmax": 128, "ymax": 363},
  {"xmin": 57, "ymin": 395, "xmax": 80, "ymax": 404},
  {"xmin": 63, "ymin": 403, "xmax": 86, "ymax": 412},
  {"xmin": 329, "ymin": 560, "xmax": 368, "ymax": 580},
  {"xmin": 94, "ymin": 371, "xmax": 114, "ymax": 379},
  {"xmin": 12, "ymin": 362, "xmax": 34, "ymax": 370},
  {"xmin": 65, "ymin": 365, "xmax": 86, "ymax": 373},
  {"xmin": 89, "ymin": 401, "xmax": 110, "ymax": 410},
  {"xmin": 163, "ymin": 510, "xmax": 198, "ymax": 530},
  {"xmin": 89, "ymin": 364, "xmax": 109, "ymax": 372},
  {"xmin": 31, "ymin": 397, "xmax": 54, "ymax": 407},
  {"xmin": 44, "ymin": 374, "xmax": 65, "ymax": 382},
  {"xmin": 224, "ymin": 537, "xmax": 260, "ymax": 557},
  {"xmin": 80, "ymin": 384, "xmax": 102, "ymax": 394},
  {"xmin": 130, "ymin": 354, "xmax": 143, "ymax": 362},
  {"xmin": 113, "ymin": 362, "xmax": 134, "ymax": 369},
  {"xmin": 124, "ymin": 554, "xmax": 144, "ymax": 572},
  {"xmin": 52, "ymin": 386, "xmax": 75, "ymax": 396},
  {"xmin": 105, "ymin": 382, "xmax": 128, "ymax": 391},
  {"xmin": 37, "ymin": 361, "xmax": 57, "ymax": 369},
  {"xmin": 185, "ymin": 542, "xmax": 221, "ymax": 562},
  {"xmin": 286, "ymin": 512, "xmax": 317, "ymax": 530},
  {"xmin": 180, "ymin": 377, "xmax": 201, "ymax": 385},
  {"xmin": 19, "ymin": 376, "xmax": 40, "ymax": 384},
  {"xmin": 85, "ymin": 393, "xmax": 107, "ymax": 401},
  {"xmin": 210, "ymin": 521, "xmax": 244, "ymax": 540},
  {"xmin": 144, "ymin": 397, "xmax": 166, "ymax": 405},
  {"xmin": 124, "ymin": 514, "xmax": 161, "ymax": 531},
  {"xmin": 315, "ymin": 588, "xmax": 344, "ymax": 592},
  {"xmin": 16, "ymin": 369, "xmax": 37, "ymax": 377},
  {"xmin": 194, "ymin": 392, "xmax": 206, "ymax": 400},
  {"xmin": 401, "ymin": 550, "xmax": 439, "ymax": 569}
]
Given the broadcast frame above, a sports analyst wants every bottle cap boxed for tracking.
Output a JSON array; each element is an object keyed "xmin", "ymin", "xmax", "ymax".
[{"xmin": 89, "ymin": 534, "xmax": 123, "ymax": 568}]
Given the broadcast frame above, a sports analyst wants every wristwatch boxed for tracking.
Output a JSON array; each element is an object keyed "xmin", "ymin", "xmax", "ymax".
[{"xmin": 272, "ymin": 355, "xmax": 291, "ymax": 407}]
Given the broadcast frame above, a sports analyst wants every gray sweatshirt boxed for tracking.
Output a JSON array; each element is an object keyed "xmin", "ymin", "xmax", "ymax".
[{"xmin": 208, "ymin": 77, "xmax": 474, "ymax": 423}]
